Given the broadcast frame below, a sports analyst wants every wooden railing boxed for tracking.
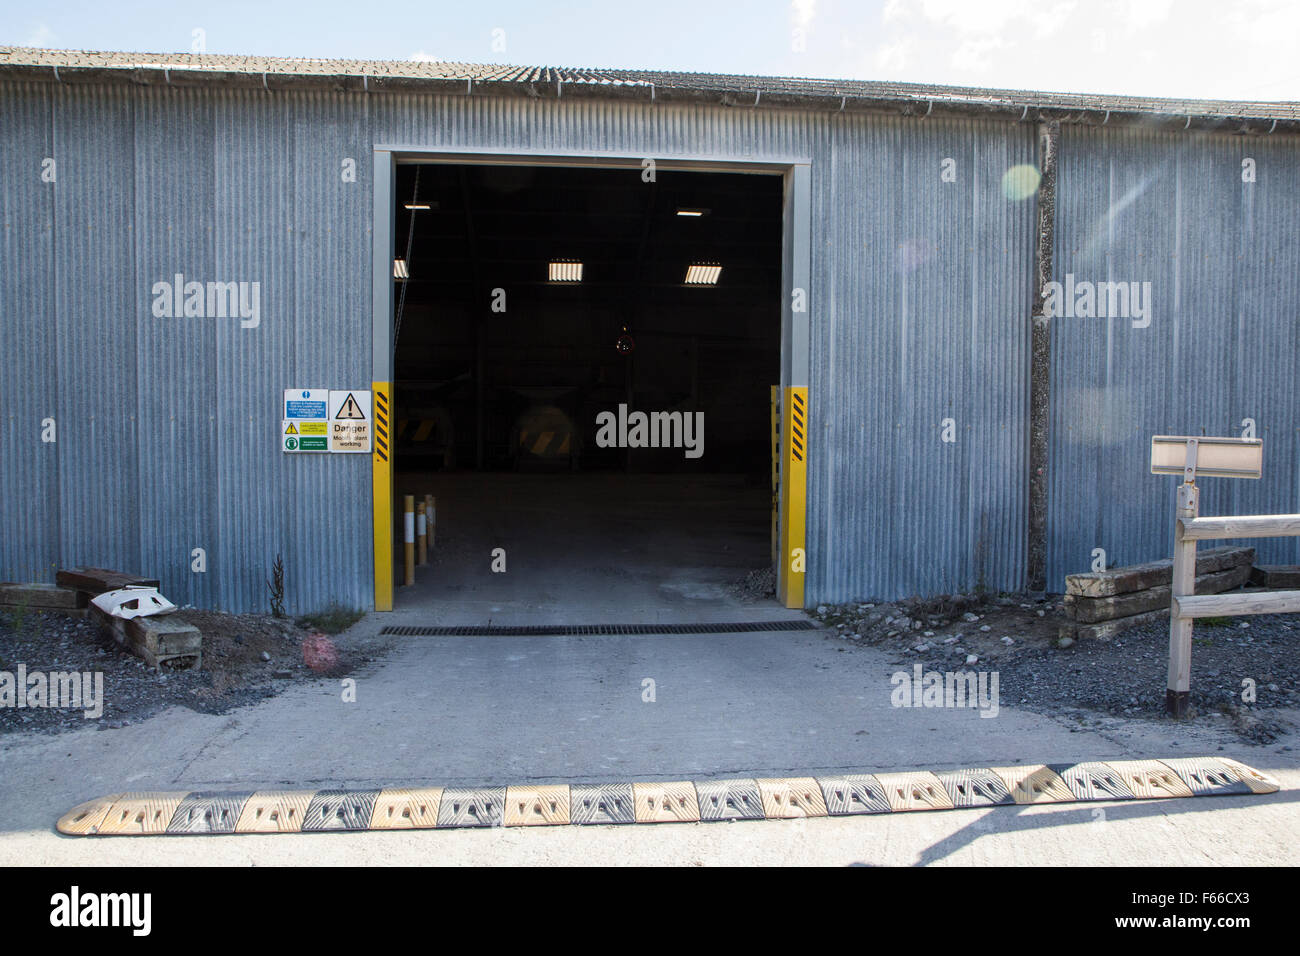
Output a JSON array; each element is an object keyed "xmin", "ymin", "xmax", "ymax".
[{"xmin": 1167, "ymin": 499, "xmax": 1300, "ymax": 715}]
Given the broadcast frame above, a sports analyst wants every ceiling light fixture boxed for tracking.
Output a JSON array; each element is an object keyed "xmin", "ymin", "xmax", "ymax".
[
  {"xmin": 393, "ymin": 258, "xmax": 409, "ymax": 279},
  {"xmin": 404, "ymin": 201, "xmax": 434, "ymax": 210},
  {"xmin": 549, "ymin": 261, "xmax": 583, "ymax": 283},
  {"xmin": 684, "ymin": 263, "xmax": 721, "ymax": 285},
  {"xmin": 676, "ymin": 207, "xmax": 709, "ymax": 217}
]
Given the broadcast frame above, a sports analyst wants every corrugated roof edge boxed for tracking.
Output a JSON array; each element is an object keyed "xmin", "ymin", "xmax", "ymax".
[{"xmin": 2, "ymin": 46, "xmax": 1299, "ymax": 134}]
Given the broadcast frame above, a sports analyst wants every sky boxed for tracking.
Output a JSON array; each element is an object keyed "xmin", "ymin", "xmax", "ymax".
[{"xmin": 3, "ymin": 0, "xmax": 1298, "ymax": 102}]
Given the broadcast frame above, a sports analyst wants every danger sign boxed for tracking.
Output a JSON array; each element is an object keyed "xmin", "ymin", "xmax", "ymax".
[{"xmin": 327, "ymin": 390, "xmax": 372, "ymax": 453}]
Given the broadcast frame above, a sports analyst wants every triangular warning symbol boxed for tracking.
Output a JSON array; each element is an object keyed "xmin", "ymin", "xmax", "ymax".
[
  {"xmin": 285, "ymin": 422, "xmax": 299, "ymax": 435},
  {"xmin": 336, "ymin": 393, "xmax": 366, "ymax": 420}
]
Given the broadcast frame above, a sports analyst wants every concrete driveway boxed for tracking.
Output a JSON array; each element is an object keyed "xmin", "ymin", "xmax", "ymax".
[{"xmin": 2, "ymin": 604, "xmax": 1296, "ymax": 865}]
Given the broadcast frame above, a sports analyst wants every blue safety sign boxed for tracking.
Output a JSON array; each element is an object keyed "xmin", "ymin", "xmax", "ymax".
[{"xmin": 284, "ymin": 388, "xmax": 328, "ymax": 419}]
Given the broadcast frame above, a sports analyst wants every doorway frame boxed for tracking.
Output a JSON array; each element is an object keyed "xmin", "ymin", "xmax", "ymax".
[{"xmin": 371, "ymin": 147, "xmax": 811, "ymax": 611}]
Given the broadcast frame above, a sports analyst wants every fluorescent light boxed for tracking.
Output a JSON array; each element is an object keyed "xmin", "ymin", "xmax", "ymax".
[
  {"xmin": 393, "ymin": 258, "xmax": 409, "ymax": 279},
  {"xmin": 549, "ymin": 261, "xmax": 583, "ymax": 283},
  {"xmin": 684, "ymin": 263, "xmax": 721, "ymax": 285},
  {"xmin": 404, "ymin": 202, "xmax": 433, "ymax": 211},
  {"xmin": 676, "ymin": 207, "xmax": 708, "ymax": 217}
]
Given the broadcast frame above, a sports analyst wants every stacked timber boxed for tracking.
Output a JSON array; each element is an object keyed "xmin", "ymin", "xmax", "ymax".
[
  {"xmin": 0, "ymin": 582, "xmax": 87, "ymax": 616},
  {"xmin": 1060, "ymin": 546, "xmax": 1255, "ymax": 642},
  {"xmin": 56, "ymin": 567, "xmax": 159, "ymax": 598},
  {"xmin": 1249, "ymin": 566, "xmax": 1300, "ymax": 589},
  {"xmin": 89, "ymin": 605, "xmax": 202, "ymax": 670},
  {"xmin": 57, "ymin": 567, "xmax": 201, "ymax": 670}
]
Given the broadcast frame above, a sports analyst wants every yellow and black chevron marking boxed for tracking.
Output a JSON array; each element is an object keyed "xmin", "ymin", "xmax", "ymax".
[
  {"xmin": 397, "ymin": 418, "xmax": 437, "ymax": 443},
  {"xmin": 789, "ymin": 389, "xmax": 806, "ymax": 463},
  {"xmin": 55, "ymin": 757, "xmax": 1278, "ymax": 836},
  {"xmin": 372, "ymin": 382, "xmax": 393, "ymax": 612},
  {"xmin": 778, "ymin": 385, "xmax": 808, "ymax": 609},
  {"xmin": 518, "ymin": 430, "xmax": 572, "ymax": 457}
]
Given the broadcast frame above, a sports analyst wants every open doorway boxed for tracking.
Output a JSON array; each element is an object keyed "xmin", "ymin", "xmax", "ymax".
[{"xmin": 386, "ymin": 160, "xmax": 785, "ymax": 616}]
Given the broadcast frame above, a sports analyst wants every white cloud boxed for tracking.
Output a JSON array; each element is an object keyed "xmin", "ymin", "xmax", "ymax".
[
  {"xmin": 408, "ymin": 51, "xmax": 441, "ymax": 63},
  {"xmin": 856, "ymin": 0, "xmax": 1300, "ymax": 99}
]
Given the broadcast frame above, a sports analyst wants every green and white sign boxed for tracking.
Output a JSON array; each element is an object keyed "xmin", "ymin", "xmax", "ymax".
[{"xmin": 283, "ymin": 418, "xmax": 328, "ymax": 453}]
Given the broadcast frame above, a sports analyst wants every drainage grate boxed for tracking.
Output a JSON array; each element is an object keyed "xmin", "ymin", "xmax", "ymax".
[{"xmin": 380, "ymin": 620, "xmax": 816, "ymax": 637}]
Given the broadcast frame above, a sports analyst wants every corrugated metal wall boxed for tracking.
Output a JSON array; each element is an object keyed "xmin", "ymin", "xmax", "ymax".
[
  {"xmin": 1, "ymin": 82, "xmax": 372, "ymax": 613},
  {"xmin": 13, "ymin": 78, "xmax": 1289, "ymax": 610},
  {"xmin": 808, "ymin": 115, "xmax": 1035, "ymax": 602},
  {"xmin": 1047, "ymin": 126, "xmax": 1300, "ymax": 588}
]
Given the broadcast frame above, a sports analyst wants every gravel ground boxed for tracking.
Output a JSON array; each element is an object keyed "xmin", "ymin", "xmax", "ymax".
[
  {"xmin": 815, "ymin": 592, "xmax": 1299, "ymax": 744},
  {"xmin": 0, "ymin": 608, "xmax": 385, "ymax": 736},
  {"xmin": 727, "ymin": 566, "xmax": 777, "ymax": 603}
]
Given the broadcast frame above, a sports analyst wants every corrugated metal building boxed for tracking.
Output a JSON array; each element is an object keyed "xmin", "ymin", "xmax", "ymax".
[{"xmin": 1, "ymin": 48, "xmax": 1297, "ymax": 613}]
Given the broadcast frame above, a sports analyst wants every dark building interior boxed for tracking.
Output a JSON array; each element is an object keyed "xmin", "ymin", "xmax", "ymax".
[{"xmin": 389, "ymin": 162, "xmax": 785, "ymax": 607}]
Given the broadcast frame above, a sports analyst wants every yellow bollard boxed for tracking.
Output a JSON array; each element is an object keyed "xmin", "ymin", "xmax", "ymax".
[
  {"xmin": 417, "ymin": 502, "xmax": 427, "ymax": 565},
  {"xmin": 425, "ymin": 494, "xmax": 436, "ymax": 549},
  {"xmin": 403, "ymin": 495, "xmax": 415, "ymax": 586}
]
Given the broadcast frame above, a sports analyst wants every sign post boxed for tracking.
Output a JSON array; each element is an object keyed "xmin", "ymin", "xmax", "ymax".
[{"xmin": 1150, "ymin": 436, "xmax": 1262, "ymax": 717}]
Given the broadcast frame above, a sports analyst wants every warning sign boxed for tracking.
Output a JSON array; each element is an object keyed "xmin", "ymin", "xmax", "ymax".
[
  {"xmin": 327, "ymin": 390, "xmax": 372, "ymax": 453},
  {"xmin": 335, "ymin": 392, "xmax": 366, "ymax": 420},
  {"xmin": 282, "ymin": 420, "xmax": 327, "ymax": 452},
  {"xmin": 283, "ymin": 387, "xmax": 330, "ymax": 454}
]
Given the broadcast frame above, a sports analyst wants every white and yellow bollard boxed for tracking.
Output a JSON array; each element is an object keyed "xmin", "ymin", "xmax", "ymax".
[
  {"xmin": 417, "ymin": 502, "xmax": 427, "ymax": 566},
  {"xmin": 403, "ymin": 495, "xmax": 415, "ymax": 587}
]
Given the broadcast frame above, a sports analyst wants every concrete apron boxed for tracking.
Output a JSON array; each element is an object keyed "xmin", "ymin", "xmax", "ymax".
[
  {"xmin": 389, "ymin": 472, "xmax": 793, "ymax": 626},
  {"xmin": 3, "ymin": 621, "xmax": 1295, "ymax": 838}
]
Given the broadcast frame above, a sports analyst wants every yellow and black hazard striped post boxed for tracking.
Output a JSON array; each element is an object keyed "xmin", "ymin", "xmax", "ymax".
[
  {"xmin": 778, "ymin": 386, "xmax": 807, "ymax": 609},
  {"xmin": 372, "ymin": 382, "xmax": 393, "ymax": 610}
]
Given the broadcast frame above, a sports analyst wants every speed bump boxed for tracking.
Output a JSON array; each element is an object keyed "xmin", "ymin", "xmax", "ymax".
[
  {"xmin": 436, "ymin": 787, "xmax": 504, "ymax": 828},
  {"xmin": 991, "ymin": 765, "xmax": 1076, "ymax": 805},
  {"xmin": 570, "ymin": 784, "xmax": 636, "ymax": 825},
  {"xmin": 234, "ymin": 790, "xmax": 313, "ymax": 833},
  {"xmin": 96, "ymin": 792, "xmax": 188, "ymax": 835},
  {"xmin": 756, "ymin": 778, "xmax": 828, "ymax": 819},
  {"xmin": 696, "ymin": 779, "xmax": 764, "ymax": 821},
  {"xmin": 935, "ymin": 769, "xmax": 1015, "ymax": 808},
  {"xmin": 504, "ymin": 785, "xmax": 571, "ymax": 827},
  {"xmin": 632, "ymin": 781, "xmax": 700, "ymax": 823},
  {"xmin": 1104, "ymin": 761, "xmax": 1194, "ymax": 799},
  {"xmin": 1157, "ymin": 758, "xmax": 1252, "ymax": 797},
  {"xmin": 303, "ymin": 789, "xmax": 379, "ymax": 831},
  {"xmin": 56, "ymin": 794, "xmax": 121, "ymax": 835},
  {"xmin": 817, "ymin": 774, "xmax": 892, "ymax": 815},
  {"xmin": 370, "ymin": 788, "xmax": 443, "ymax": 829},
  {"xmin": 54, "ymin": 756, "xmax": 1282, "ymax": 836},
  {"xmin": 1217, "ymin": 757, "xmax": 1282, "ymax": 795},
  {"xmin": 167, "ymin": 791, "xmax": 251, "ymax": 833},
  {"xmin": 1051, "ymin": 763, "xmax": 1136, "ymax": 802},
  {"xmin": 874, "ymin": 772, "xmax": 955, "ymax": 811}
]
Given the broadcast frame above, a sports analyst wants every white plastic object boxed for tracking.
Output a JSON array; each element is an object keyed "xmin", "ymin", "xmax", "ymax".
[{"xmin": 90, "ymin": 586, "xmax": 178, "ymax": 620}]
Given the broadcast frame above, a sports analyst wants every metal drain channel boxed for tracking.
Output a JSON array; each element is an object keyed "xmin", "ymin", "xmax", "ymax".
[{"xmin": 380, "ymin": 621, "xmax": 817, "ymax": 637}]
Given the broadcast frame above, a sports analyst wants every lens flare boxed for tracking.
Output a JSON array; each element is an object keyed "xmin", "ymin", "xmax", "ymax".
[{"xmin": 1002, "ymin": 164, "xmax": 1041, "ymax": 201}]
